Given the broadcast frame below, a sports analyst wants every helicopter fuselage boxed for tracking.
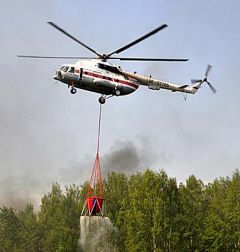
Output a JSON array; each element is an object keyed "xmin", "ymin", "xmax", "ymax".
[{"xmin": 53, "ymin": 59, "xmax": 139, "ymax": 97}]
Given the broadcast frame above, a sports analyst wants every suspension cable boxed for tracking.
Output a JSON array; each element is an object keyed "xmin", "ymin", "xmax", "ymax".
[{"xmin": 96, "ymin": 104, "xmax": 102, "ymax": 154}]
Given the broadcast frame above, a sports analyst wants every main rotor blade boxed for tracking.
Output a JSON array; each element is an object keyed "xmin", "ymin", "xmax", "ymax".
[
  {"xmin": 110, "ymin": 57, "xmax": 188, "ymax": 62},
  {"xmin": 17, "ymin": 55, "xmax": 98, "ymax": 59},
  {"xmin": 47, "ymin": 22, "xmax": 102, "ymax": 58},
  {"xmin": 107, "ymin": 24, "xmax": 168, "ymax": 57}
]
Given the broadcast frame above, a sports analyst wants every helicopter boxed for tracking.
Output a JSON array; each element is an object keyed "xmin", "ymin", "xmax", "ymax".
[{"xmin": 18, "ymin": 22, "xmax": 216, "ymax": 104}]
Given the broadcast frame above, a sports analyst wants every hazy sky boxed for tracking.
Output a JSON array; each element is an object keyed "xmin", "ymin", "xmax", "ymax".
[{"xmin": 1, "ymin": 0, "xmax": 240, "ymax": 208}]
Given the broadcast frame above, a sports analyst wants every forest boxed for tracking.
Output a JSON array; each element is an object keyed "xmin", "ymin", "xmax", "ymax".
[{"xmin": 0, "ymin": 169, "xmax": 240, "ymax": 252}]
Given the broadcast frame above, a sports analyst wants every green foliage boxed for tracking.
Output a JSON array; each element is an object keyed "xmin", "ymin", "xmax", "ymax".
[
  {"xmin": 18, "ymin": 204, "xmax": 42, "ymax": 251},
  {"xmin": 179, "ymin": 175, "xmax": 207, "ymax": 251},
  {"xmin": 0, "ymin": 207, "xmax": 21, "ymax": 252},
  {"xmin": 104, "ymin": 173, "xmax": 128, "ymax": 223},
  {"xmin": 1, "ymin": 170, "xmax": 240, "ymax": 251},
  {"xmin": 38, "ymin": 183, "xmax": 82, "ymax": 252},
  {"xmin": 202, "ymin": 170, "xmax": 240, "ymax": 251},
  {"xmin": 104, "ymin": 172, "xmax": 129, "ymax": 250}
]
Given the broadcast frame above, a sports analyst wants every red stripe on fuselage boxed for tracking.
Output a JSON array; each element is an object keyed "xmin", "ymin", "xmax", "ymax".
[{"xmin": 82, "ymin": 70, "xmax": 138, "ymax": 89}]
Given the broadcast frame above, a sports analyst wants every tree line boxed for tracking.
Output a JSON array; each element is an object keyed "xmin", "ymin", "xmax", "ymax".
[{"xmin": 0, "ymin": 169, "xmax": 240, "ymax": 251}]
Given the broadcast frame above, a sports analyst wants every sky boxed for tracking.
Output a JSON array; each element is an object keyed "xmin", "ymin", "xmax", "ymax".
[{"xmin": 0, "ymin": 0, "xmax": 240, "ymax": 209}]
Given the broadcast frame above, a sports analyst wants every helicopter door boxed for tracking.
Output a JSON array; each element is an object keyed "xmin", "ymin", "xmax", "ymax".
[{"xmin": 79, "ymin": 68, "xmax": 83, "ymax": 80}]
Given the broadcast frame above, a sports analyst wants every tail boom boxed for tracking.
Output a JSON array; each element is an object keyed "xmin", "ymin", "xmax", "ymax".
[{"xmin": 120, "ymin": 70, "xmax": 201, "ymax": 94}]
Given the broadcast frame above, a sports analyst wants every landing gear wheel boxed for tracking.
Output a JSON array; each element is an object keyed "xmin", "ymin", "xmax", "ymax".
[
  {"xmin": 99, "ymin": 96, "xmax": 106, "ymax": 104},
  {"xmin": 115, "ymin": 89, "xmax": 121, "ymax": 96},
  {"xmin": 70, "ymin": 87, "xmax": 77, "ymax": 94}
]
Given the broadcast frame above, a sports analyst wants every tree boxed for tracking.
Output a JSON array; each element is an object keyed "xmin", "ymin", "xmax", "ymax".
[
  {"xmin": 122, "ymin": 171, "xmax": 151, "ymax": 252},
  {"xmin": 201, "ymin": 177, "xmax": 229, "ymax": 251},
  {"xmin": 121, "ymin": 169, "xmax": 181, "ymax": 252},
  {"xmin": 0, "ymin": 206, "xmax": 21, "ymax": 252},
  {"xmin": 203, "ymin": 171, "xmax": 240, "ymax": 251},
  {"xmin": 18, "ymin": 204, "xmax": 42, "ymax": 251},
  {"xmin": 179, "ymin": 175, "xmax": 207, "ymax": 251},
  {"xmin": 38, "ymin": 183, "xmax": 82, "ymax": 252},
  {"xmin": 224, "ymin": 170, "xmax": 240, "ymax": 250},
  {"xmin": 104, "ymin": 172, "xmax": 129, "ymax": 251},
  {"xmin": 151, "ymin": 174, "xmax": 181, "ymax": 251},
  {"xmin": 104, "ymin": 172, "xmax": 129, "ymax": 224}
]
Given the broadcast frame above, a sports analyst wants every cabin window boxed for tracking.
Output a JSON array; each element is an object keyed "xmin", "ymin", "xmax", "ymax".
[{"xmin": 69, "ymin": 67, "xmax": 74, "ymax": 73}]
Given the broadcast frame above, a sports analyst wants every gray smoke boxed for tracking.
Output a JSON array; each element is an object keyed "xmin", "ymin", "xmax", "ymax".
[
  {"xmin": 102, "ymin": 136, "xmax": 170, "ymax": 175},
  {"xmin": 101, "ymin": 139, "xmax": 155, "ymax": 175},
  {"xmin": 59, "ymin": 136, "xmax": 167, "ymax": 184},
  {"xmin": 0, "ymin": 174, "xmax": 46, "ymax": 210},
  {"xmin": 102, "ymin": 141, "xmax": 140, "ymax": 174}
]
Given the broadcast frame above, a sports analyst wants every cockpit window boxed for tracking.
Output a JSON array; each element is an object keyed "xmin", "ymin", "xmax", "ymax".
[{"xmin": 63, "ymin": 66, "xmax": 69, "ymax": 72}]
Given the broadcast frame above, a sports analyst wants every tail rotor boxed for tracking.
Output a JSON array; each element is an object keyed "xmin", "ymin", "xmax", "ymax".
[{"xmin": 191, "ymin": 64, "xmax": 216, "ymax": 94}]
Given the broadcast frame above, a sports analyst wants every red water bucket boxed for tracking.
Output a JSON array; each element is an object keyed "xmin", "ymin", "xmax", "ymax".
[{"xmin": 86, "ymin": 196, "xmax": 104, "ymax": 215}]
